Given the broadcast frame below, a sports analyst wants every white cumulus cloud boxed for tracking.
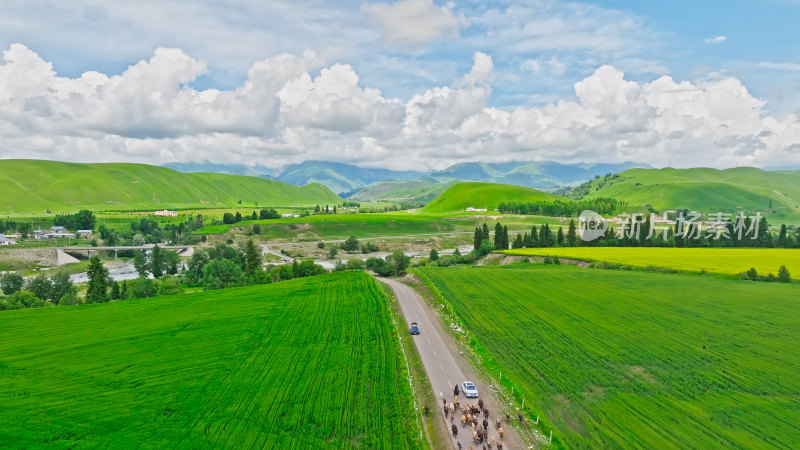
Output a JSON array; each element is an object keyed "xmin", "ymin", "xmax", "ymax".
[
  {"xmin": 362, "ymin": 0, "xmax": 466, "ymax": 46},
  {"xmin": 704, "ymin": 36, "xmax": 727, "ymax": 44},
  {"xmin": 1, "ymin": 44, "xmax": 799, "ymax": 171}
]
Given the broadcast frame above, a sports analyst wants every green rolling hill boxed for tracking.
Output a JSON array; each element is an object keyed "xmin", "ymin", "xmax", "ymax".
[
  {"xmin": 574, "ymin": 167, "xmax": 800, "ymax": 220},
  {"xmin": 0, "ymin": 160, "xmax": 341, "ymax": 213},
  {"xmin": 422, "ymin": 181, "xmax": 561, "ymax": 213},
  {"xmin": 346, "ymin": 179, "xmax": 459, "ymax": 205}
]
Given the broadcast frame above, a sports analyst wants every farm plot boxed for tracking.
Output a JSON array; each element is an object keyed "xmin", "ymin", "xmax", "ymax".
[
  {"xmin": 419, "ymin": 265, "xmax": 800, "ymax": 448},
  {"xmin": 504, "ymin": 246, "xmax": 800, "ymax": 276},
  {"xmin": 0, "ymin": 271, "xmax": 422, "ymax": 449}
]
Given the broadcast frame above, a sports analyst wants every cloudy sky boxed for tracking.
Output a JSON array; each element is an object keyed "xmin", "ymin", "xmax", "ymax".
[{"xmin": 1, "ymin": 0, "xmax": 800, "ymax": 170}]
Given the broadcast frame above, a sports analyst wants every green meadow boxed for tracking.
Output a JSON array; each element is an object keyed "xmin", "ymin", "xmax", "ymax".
[
  {"xmin": 0, "ymin": 272, "xmax": 422, "ymax": 449},
  {"xmin": 198, "ymin": 211, "xmax": 567, "ymax": 240},
  {"xmin": 419, "ymin": 265, "xmax": 800, "ymax": 448}
]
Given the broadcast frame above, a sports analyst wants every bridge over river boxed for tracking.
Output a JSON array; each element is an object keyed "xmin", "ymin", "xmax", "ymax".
[{"xmin": 55, "ymin": 245, "xmax": 194, "ymax": 265}]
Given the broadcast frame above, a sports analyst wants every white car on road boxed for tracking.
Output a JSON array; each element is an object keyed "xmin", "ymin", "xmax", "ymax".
[{"xmin": 462, "ymin": 381, "xmax": 479, "ymax": 398}]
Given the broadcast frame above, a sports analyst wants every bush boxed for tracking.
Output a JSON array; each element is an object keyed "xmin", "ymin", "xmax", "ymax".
[
  {"xmin": 342, "ymin": 236, "xmax": 360, "ymax": 253},
  {"xmin": 334, "ymin": 259, "xmax": 366, "ymax": 272},
  {"xmin": 747, "ymin": 267, "xmax": 758, "ymax": 281},
  {"xmin": 202, "ymin": 259, "xmax": 243, "ymax": 290},
  {"xmin": 778, "ymin": 265, "xmax": 791, "ymax": 283},
  {"xmin": 60, "ymin": 292, "xmax": 83, "ymax": 306},
  {"xmin": 130, "ymin": 277, "xmax": 158, "ymax": 298},
  {"xmin": 361, "ymin": 242, "xmax": 379, "ymax": 254},
  {"xmin": 158, "ymin": 276, "xmax": 184, "ymax": 295},
  {"xmin": 317, "ymin": 241, "xmax": 326, "ymax": 249},
  {"xmin": 0, "ymin": 272, "xmax": 24, "ymax": 295},
  {"xmin": 10, "ymin": 290, "xmax": 43, "ymax": 308},
  {"xmin": 476, "ymin": 240, "xmax": 494, "ymax": 258},
  {"xmin": 387, "ymin": 250, "xmax": 411, "ymax": 274}
]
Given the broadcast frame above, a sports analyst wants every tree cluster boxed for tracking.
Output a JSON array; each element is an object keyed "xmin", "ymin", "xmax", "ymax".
[
  {"xmin": 54, "ymin": 209, "xmax": 96, "ymax": 231},
  {"xmin": 0, "ymin": 271, "xmax": 76, "ymax": 309},
  {"xmin": 184, "ymin": 240, "xmax": 326, "ymax": 290},
  {"xmin": 741, "ymin": 266, "xmax": 792, "ymax": 283},
  {"xmin": 133, "ymin": 245, "xmax": 181, "ymax": 279},
  {"xmin": 497, "ymin": 198, "xmax": 623, "ymax": 217},
  {"xmin": 364, "ymin": 250, "xmax": 411, "ymax": 276},
  {"xmin": 314, "ymin": 205, "xmax": 337, "ymax": 214}
]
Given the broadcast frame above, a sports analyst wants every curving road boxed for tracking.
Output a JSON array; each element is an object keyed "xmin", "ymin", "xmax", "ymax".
[{"xmin": 380, "ymin": 278, "xmax": 516, "ymax": 449}]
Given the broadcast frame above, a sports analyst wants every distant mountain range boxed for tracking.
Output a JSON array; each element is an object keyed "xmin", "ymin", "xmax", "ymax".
[{"xmin": 163, "ymin": 160, "xmax": 649, "ymax": 199}]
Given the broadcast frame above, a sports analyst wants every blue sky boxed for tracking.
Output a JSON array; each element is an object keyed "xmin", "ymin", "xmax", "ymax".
[{"xmin": 0, "ymin": 0, "xmax": 799, "ymax": 169}]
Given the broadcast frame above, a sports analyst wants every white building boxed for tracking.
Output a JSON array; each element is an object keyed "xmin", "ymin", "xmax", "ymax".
[
  {"xmin": 0, "ymin": 234, "xmax": 16, "ymax": 245},
  {"xmin": 465, "ymin": 207, "xmax": 487, "ymax": 212},
  {"xmin": 154, "ymin": 210, "xmax": 178, "ymax": 217}
]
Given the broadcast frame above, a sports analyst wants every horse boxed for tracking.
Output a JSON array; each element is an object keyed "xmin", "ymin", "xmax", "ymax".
[
  {"xmin": 452, "ymin": 423, "xmax": 458, "ymax": 437},
  {"xmin": 498, "ymin": 427, "xmax": 504, "ymax": 439},
  {"xmin": 473, "ymin": 430, "xmax": 479, "ymax": 443},
  {"xmin": 454, "ymin": 384, "xmax": 460, "ymax": 397},
  {"xmin": 483, "ymin": 418, "xmax": 489, "ymax": 430},
  {"xmin": 478, "ymin": 399, "xmax": 484, "ymax": 410},
  {"xmin": 495, "ymin": 418, "xmax": 501, "ymax": 429}
]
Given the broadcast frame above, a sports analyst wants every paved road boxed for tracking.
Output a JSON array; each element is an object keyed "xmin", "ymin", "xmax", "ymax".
[{"xmin": 380, "ymin": 278, "xmax": 510, "ymax": 449}]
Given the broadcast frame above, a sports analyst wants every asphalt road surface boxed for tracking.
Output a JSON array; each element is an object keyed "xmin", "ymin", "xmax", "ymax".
[{"xmin": 380, "ymin": 278, "xmax": 515, "ymax": 449}]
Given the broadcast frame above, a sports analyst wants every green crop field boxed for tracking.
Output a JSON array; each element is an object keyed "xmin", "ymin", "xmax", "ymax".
[
  {"xmin": 504, "ymin": 247, "xmax": 800, "ymax": 276},
  {"xmin": 0, "ymin": 272, "xmax": 422, "ymax": 448},
  {"xmin": 418, "ymin": 265, "xmax": 800, "ymax": 448},
  {"xmin": 422, "ymin": 182, "xmax": 560, "ymax": 213},
  {"xmin": 580, "ymin": 167, "xmax": 800, "ymax": 223},
  {"xmin": 196, "ymin": 211, "xmax": 567, "ymax": 240},
  {"xmin": 0, "ymin": 159, "xmax": 340, "ymax": 213}
]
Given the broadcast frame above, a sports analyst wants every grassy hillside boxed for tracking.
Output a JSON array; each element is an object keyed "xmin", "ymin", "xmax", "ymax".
[
  {"xmin": 578, "ymin": 167, "xmax": 800, "ymax": 221},
  {"xmin": 504, "ymin": 247, "xmax": 800, "ymax": 276},
  {"xmin": 0, "ymin": 159, "xmax": 340, "ymax": 213},
  {"xmin": 422, "ymin": 182, "xmax": 561, "ymax": 213},
  {"xmin": 419, "ymin": 265, "xmax": 800, "ymax": 448},
  {"xmin": 346, "ymin": 179, "xmax": 459, "ymax": 204},
  {"xmin": 0, "ymin": 272, "xmax": 422, "ymax": 448}
]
